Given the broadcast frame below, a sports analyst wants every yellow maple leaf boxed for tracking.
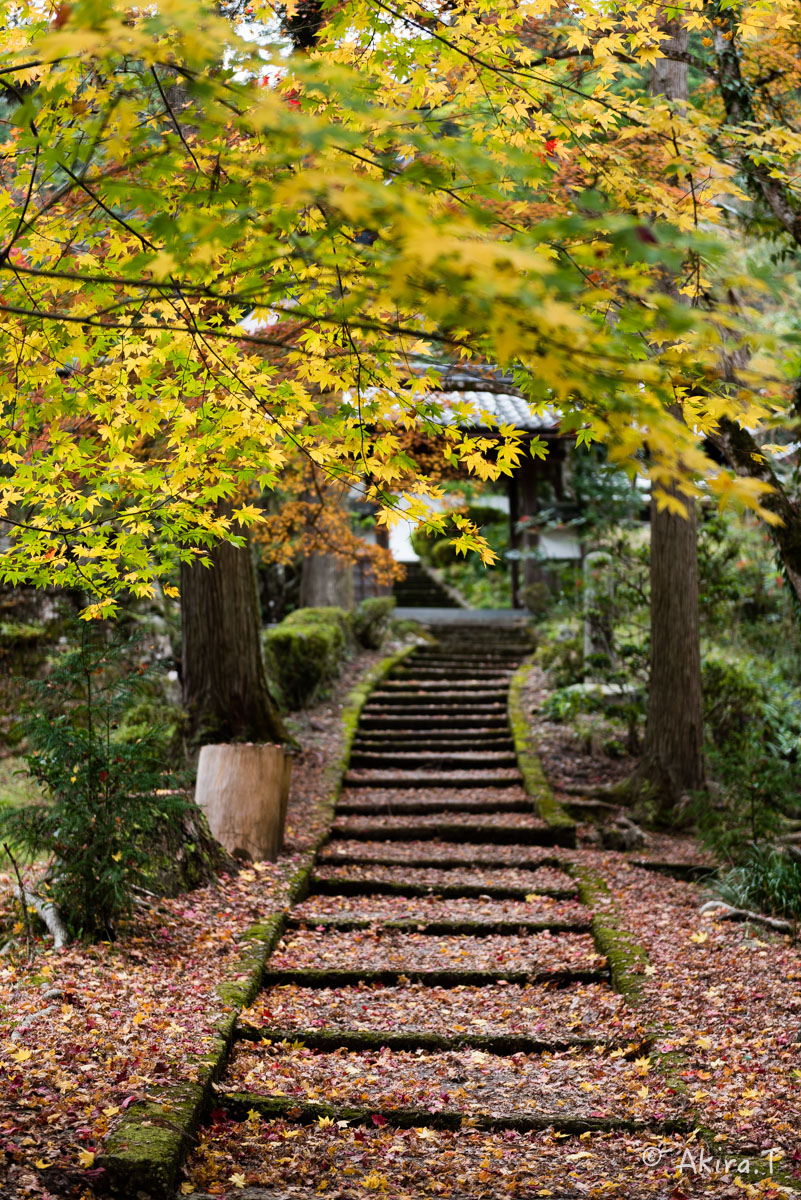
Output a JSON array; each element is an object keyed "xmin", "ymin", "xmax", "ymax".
[
  {"xmin": 229, "ymin": 1173, "xmax": 247, "ymax": 1188},
  {"xmin": 77, "ymin": 1149, "xmax": 95, "ymax": 1167}
]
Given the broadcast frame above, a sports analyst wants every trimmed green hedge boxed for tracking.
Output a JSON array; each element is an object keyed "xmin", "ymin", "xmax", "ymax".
[
  {"xmin": 264, "ymin": 599, "xmax": 395, "ymax": 711},
  {"xmin": 265, "ymin": 618, "xmax": 344, "ymax": 711},
  {"xmin": 354, "ymin": 596, "xmax": 395, "ymax": 648},
  {"xmin": 283, "ymin": 606, "xmax": 355, "ymax": 652}
]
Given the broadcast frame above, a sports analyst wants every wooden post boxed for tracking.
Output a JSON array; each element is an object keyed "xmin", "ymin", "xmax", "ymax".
[
  {"xmin": 508, "ymin": 474, "xmax": 520, "ymax": 609},
  {"xmin": 195, "ymin": 743, "xmax": 292, "ymax": 862}
]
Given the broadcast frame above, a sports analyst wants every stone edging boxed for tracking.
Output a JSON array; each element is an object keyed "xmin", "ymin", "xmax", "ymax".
[
  {"xmin": 98, "ymin": 641, "xmax": 417, "ymax": 1199},
  {"xmin": 508, "ymin": 658, "xmax": 576, "ymax": 847}
]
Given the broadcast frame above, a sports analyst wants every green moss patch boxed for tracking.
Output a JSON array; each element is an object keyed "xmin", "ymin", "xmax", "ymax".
[{"xmin": 508, "ymin": 660, "xmax": 576, "ymax": 846}]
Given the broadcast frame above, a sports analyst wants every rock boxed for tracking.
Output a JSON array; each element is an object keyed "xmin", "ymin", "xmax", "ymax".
[{"xmin": 601, "ymin": 814, "xmax": 646, "ymax": 851}]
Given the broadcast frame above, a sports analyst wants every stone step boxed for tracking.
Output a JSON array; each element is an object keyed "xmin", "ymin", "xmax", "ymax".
[
  {"xmin": 311, "ymin": 863, "xmax": 576, "ymax": 898},
  {"xmin": 376, "ymin": 686, "xmax": 513, "ymax": 696},
  {"xmin": 361, "ymin": 701, "xmax": 508, "ymax": 715},
  {"xmin": 394, "ymin": 665, "xmax": 512, "ymax": 676},
  {"xmin": 347, "ymin": 752, "xmax": 519, "ymax": 769},
  {"xmin": 267, "ymin": 928, "xmax": 604, "ymax": 980},
  {"xmin": 318, "ymin": 840, "xmax": 569, "ymax": 865},
  {"xmin": 261, "ymin": 966, "xmax": 607, "ymax": 988},
  {"xmin": 237, "ymin": 1024, "xmax": 630, "ymax": 1055},
  {"xmin": 366, "ymin": 690, "xmax": 508, "ymax": 704},
  {"xmin": 407, "ymin": 653, "xmax": 523, "ymax": 663},
  {"xmin": 342, "ymin": 771, "xmax": 521, "ymax": 789},
  {"xmin": 336, "ymin": 792, "xmax": 530, "ymax": 815},
  {"xmin": 330, "ymin": 815, "xmax": 549, "ymax": 843},
  {"xmin": 220, "ymin": 1042, "xmax": 682, "ymax": 1130},
  {"xmin": 358, "ymin": 715, "xmax": 509, "ymax": 729},
  {"xmin": 350, "ymin": 736, "xmax": 515, "ymax": 751},
  {"xmin": 287, "ymin": 891, "xmax": 589, "ymax": 933},
  {"xmin": 240, "ymin": 979, "xmax": 637, "ymax": 1048},
  {"xmin": 182, "ymin": 1125, "xmax": 704, "ymax": 1200}
]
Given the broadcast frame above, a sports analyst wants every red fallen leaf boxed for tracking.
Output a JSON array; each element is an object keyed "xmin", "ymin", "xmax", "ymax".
[
  {"xmin": 121, "ymin": 1095, "xmax": 139, "ymax": 1109},
  {"xmin": 371, "ymin": 1114, "xmax": 387, "ymax": 1126}
]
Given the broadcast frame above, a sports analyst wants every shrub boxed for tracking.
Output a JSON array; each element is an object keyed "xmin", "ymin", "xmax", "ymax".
[
  {"xmin": 0, "ymin": 625, "xmax": 190, "ymax": 939},
  {"xmin": 701, "ymin": 656, "xmax": 765, "ymax": 751},
  {"xmin": 283, "ymin": 605, "xmax": 355, "ymax": 650},
  {"xmin": 354, "ymin": 596, "xmax": 395, "ymax": 649},
  {"xmin": 695, "ymin": 655, "xmax": 801, "ymax": 859},
  {"xmin": 715, "ymin": 845, "xmax": 801, "ymax": 921},
  {"xmin": 264, "ymin": 614, "xmax": 346, "ymax": 710},
  {"xmin": 536, "ymin": 631, "xmax": 583, "ymax": 688}
]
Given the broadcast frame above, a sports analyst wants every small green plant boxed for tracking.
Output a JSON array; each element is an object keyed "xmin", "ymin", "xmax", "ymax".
[
  {"xmin": 540, "ymin": 686, "xmax": 587, "ymax": 723},
  {"xmin": 715, "ymin": 845, "xmax": 801, "ymax": 921},
  {"xmin": 0, "ymin": 623, "xmax": 190, "ymax": 939}
]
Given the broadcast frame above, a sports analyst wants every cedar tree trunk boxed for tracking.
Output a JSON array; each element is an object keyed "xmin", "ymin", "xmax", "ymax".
[
  {"xmin": 635, "ymin": 480, "xmax": 705, "ymax": 813},
  {"xmin": 181, "ymin": 521, "xmax": 287, "ymax": 746},
  {"xmin": 627, "ymin": 19, "xmax": 705, "ymax": 816},
  {"xmin": 299, "ymin": 552, "xmax": 355, "ymax": 609}
]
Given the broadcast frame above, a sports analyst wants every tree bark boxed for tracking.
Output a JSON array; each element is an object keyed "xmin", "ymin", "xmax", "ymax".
[
  {"xmin": 299, "ymin": 552, "xmax": 355, "ymax": 608},
  {"xmin": 635, "ymin": 480, "xmax": 705, "ymax": 813},
  {"xmin": 181, "ymin": 514, "xmax": 287, "ymax": 746},
  {"xmin": 624, "ymin": 19, "xmax": 705, "ymax": 816},
  {"xmin": 711, "ymin": 415, "xmax": 801, "ymax": 605}
]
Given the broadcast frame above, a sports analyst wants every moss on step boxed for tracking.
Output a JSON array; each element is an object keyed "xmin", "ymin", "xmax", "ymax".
[
  {"xmin": 235, "ymin": 1024, "xmax": 649, "ymax": 1057},
  {"xmin": 284, "ymin": 916, "xmax": 590, "ymax": 935},
  {"xmin": 310, "ymin": 875, "xmax": 578, "ymax": 901},
  {"xmin": 568, "ymin": 866, "xmax": 649, "ymax": 1005},
  {"xmin": 218, "ymin": 1090, "xmax": 689, "ymax": 1136},
  {"xmin": 508, "ymin": 659, "xmax": 576, "ymax": 846},
  {"xmin": 99, "ymin": 642, "xmax": 415, "ymax": 1199},
  {"xmin": 261, "ymin": 966, "xmax": 608, "ymax": 988}
]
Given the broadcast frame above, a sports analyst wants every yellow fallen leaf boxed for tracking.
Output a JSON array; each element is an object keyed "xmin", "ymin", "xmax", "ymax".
[
  {"xmin": 690, "ymin": 931, "xmax": 708, "ymax": 944},
  {"xmin": 229, "ymin": 1173, "xmax": 247, "ymax": 1188},
  {"xmin": 179, "ymin": 1184, "xmax": 194, "ymax": 1195},
  {"xmin": 78, "ymin": 1150, "xmax": 95, "ymax": 1167},
  {"xmin": 111, "ymin": 852, "xmax": 122, "ymax": 862},
  {"xmin": 132, "ymin": 1012, "xmax": 145, "ymax": 1026},
  {"xmin": 103, "ymin": 1105, "xmax": 121, "ymax": 1117},
  {"xmin": 696, "ymin": 1036, "xmax": 713, "ymax": 1050},
  {"xmin": 34, "ymin": 1159, "xmax": 51, "ymax": 1169},
  {"xmin": 12, "ymin": 1048, "xmax": 33, "ymax": 1064}
]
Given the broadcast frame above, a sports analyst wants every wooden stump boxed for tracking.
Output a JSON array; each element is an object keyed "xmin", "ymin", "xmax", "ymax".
[{"xmin": 195, "ymin": 743, "xmax": 292, "ymax": 862}]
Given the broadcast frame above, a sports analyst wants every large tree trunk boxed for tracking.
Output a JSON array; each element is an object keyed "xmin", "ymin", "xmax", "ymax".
[
  {"xmin": 181, "ymin": 517, "xmax": 287, "ymax": 746},
  {"xmin": 625, "ymin": 19, "xmax": 705, "ymax": 816},
  {"xmin": 633, "ymin": 481, "xmax": 705, "ymax": 814},
  {"xmin": 300, "ymin": 552, "xmax": 355, "ymax": 608}
]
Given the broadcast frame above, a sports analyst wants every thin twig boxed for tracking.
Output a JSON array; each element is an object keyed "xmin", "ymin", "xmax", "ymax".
[{"xmin": 3, "ymin": 843, "xmax": 35, "ymax": 963}]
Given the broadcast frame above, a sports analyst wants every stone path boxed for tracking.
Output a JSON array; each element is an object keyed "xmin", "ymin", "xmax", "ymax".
[{"xmin": 181, "ymin": 628, "xmax": 763, "ymax": 1198}]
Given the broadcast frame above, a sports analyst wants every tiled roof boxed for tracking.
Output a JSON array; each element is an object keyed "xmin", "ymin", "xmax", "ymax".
[{"xmin": 434, "ymin": 389, "xmax": 561, "ymax": 434}]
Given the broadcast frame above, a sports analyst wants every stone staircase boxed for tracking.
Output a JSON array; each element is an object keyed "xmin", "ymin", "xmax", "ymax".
[
  {"xmin": 182, "ymin": 625, "xmax": 695, "ymax": 1199},
  {"xmin": 391, "ymin": 559, "xmax": 463, "ymax": 608}
]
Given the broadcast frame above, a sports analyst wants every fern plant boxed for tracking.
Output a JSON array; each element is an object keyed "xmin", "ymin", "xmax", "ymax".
[{"xmin": 1, "ymin": 622, "xmax": 189, "ymax": 938}]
